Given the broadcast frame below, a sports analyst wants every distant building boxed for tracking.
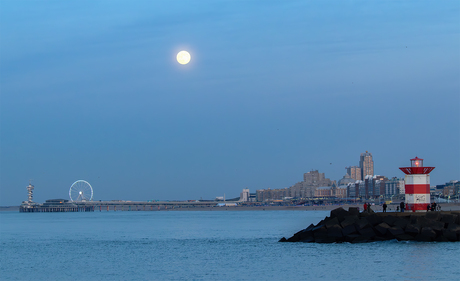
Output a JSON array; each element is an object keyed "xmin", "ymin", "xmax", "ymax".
[
  {"xmin": 436, "ymin": 180, "xmax": 460, "ymax": 197},
  {"xmin": 304, "ymin": 170, "xmax": 333, "ymax": 187},
  {"xmin": 314, "ymin": 183, "xmax": 347, "ymax": 198},
  {"xmin": 338, "ymin": 173, "xmax": 355, "ymax": 186},
  {"xmin": 347, "ymin": 175, "xmax": 387, "ymax": 199},
  {"xmin": 290, "ymin": 181, "xmax": 312, "ymax": 198},
  {"xmin": 289, "ymin": 170, "xmax": 334, "ymax": 199},
  {"xmin": 240, "ymin": 189, "xmax": 250, "ymax": 202},
  {"xmin": 385, "ymin": 177, "xmax": 405, "ymax": 195},
  {"xmin": 255, "ymin": 170, "xmax": 334, "ymax": 201},
  {"xmin": 256, "ymin": 188, "xmax": 290, "ymax": 202},
  {"xmin": 345, "ymin": 166, "xmax": 361, "ymax": 181},
  {"xmin": 359, "ymin": 151, "xmax": 374, "ymax": 180}
]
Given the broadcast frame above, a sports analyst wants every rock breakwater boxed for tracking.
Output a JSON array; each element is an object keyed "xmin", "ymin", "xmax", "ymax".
[{"xmin": 279, "ymin": 207, "xmax": 460, "ymax": 243}]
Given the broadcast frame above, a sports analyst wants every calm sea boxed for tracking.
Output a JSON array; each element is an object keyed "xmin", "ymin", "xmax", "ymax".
[{"xmin": 1, "ymin": 210, "xmax": 459, "ymax": 281}]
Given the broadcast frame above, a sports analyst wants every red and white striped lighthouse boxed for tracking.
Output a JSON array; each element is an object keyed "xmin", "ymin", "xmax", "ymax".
[{"xmin": 399, "ymin": 157, "xmax": 435, "ymax": 212}]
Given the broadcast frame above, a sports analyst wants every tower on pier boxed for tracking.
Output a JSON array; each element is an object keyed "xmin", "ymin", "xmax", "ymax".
[
  {"xmin": 27, "ymin": 182, "xmax": 34, "ymax": 203},
  {"xmin": 399, "ymin": 157, "xmax": 435, "ymax": 212}
]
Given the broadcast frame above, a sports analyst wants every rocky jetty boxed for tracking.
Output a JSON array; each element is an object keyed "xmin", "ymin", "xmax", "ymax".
[{"xmin": 279, "ymin": 207, "xmax": 460, "ymax": 243}]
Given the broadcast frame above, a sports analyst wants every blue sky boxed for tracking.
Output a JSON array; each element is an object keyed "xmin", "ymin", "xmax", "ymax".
[{"xmin": 1, "ymin": 0, "xmax": 459, "ymax": 205}]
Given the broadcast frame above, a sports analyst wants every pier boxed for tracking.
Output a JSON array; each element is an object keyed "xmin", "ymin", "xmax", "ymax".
[{"xmin": 19, "ymin": 199, "xmax": 94, "ymax": 212}]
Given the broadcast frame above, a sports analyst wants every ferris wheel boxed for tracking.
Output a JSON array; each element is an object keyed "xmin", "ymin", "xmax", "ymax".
[{"xmin": 69, "ymin": 180, "xmax": 93, "ymax": 202}]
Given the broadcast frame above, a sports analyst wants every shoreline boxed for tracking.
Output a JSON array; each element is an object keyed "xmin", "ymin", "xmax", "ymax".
[{"xmin": 2, "ymin": 203, "xmax": 460, "ymax": 212}]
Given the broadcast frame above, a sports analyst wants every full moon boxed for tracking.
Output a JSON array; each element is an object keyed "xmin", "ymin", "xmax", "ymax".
[{"xmin": 176, "ymin": 51, "xmax": 191, "ymax": 65}]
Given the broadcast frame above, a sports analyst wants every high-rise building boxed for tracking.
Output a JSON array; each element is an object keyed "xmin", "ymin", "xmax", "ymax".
[
  {"xmin": 240, "ymin": 189, "xmax": 250, "ymax": 202},
  {"xmin": 303, "ymin": 170, "xmax": 332, "ymax": 187},
  {"xmin": 346, "ymin": 166, "xmax": 361, "ymax": 181},
  {"xmin": 359, "ymin": 151, "xmax": 374, "ymax": 180}
]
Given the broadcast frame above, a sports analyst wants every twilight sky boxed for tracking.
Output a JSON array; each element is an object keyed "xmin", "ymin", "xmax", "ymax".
[{"xmin": 1, "ymin": 0, "xmax": 459, "ymax": 205}]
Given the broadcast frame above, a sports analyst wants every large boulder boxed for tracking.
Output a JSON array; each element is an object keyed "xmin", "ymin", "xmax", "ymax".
[
  {"xmin": 374, "ymin": 222, "xmax": 391, "ymax": 236},
  {"xmin": 441, "ymin": 214, "xmax": 458, "ymax": 224},
  {"xmin": 325, "ymin": 217, "xmax": 340, "ymax": 229},
  {"xmin": 330, "ymin": 207, "xmax": 349, "ymax": 222},
  {"xmin": 383, "ymin": 215, "xmax": 397, "ymax": 226},
  {"xmin": 340, "ymin": 215, "xmax": 359, "ymax": 228},
  {"xmin": 366, "ymin": 214, "xmax": 382, "ymax": 226},
  {"xmin": 354, "ymin": 218, "xmax": 371, "ymax": 231},
  {"xmin": 405, "ymin": 224, "xmax": 421, "ymax": 235},
  {"xmin": 388, "ymin": 226, "xmax": 405, "ymax": 237},
  {"xmin": 426, "ymin": 212, "xmax": 441, "ymax": 221},
  {"xmin": 342, "ymin": 224, "xmax": 358, "ymax": 236},
  {"xmin": 420, "ymin": 227, "xmax": 437, "ymax": 240},
  {"xmin": 393, "ymin": 218, "xmax": 409, "ymax": 229},
  {"xmin": 442, "ymin": 229, "xmax": 458, "ymax": 242},
  {"xmin": 348, "ymin": 207, "xmax": 360, "ymax": 216},
  {"xmin": 327, "ymin": 225, "xmax": 344, "ymax": 238}
]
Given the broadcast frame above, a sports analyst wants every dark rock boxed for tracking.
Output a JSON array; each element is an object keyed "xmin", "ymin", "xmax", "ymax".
[
  {"xmin": 410, "ymin": 215, "xmax": 419, "ymax": 224},
  {"xmin": 430, "ymin": 221, "xmax": 446, "ymax": 233},
  {"xmin": 366, "ymin": 214, "xmax": 382, "ymax": 226},
  {"xmin": 359, "ymin": 227, "xmax": 376, "ymax": 238},
  {"xmin": 348, "ymin": 207, "xmax": 360, "ymax": 216},
  {"xmin": 304, "ymin": 224, "xmax": 315, "ymax": 232},
  {"xmin": 352, "ymin": 236, "xmax": 370, "ymax": 243},
  {"xmin": 393, "ymin": 218, "xmax": 409, "ymax": 229},
  {"xmin": 415, "ymin": 233, "xmax": 432, "ymax": 242},
  {"xmin": 375, "ymin": 222, "xmax": 391, "ymax": 236},
  {"xmin": 286, "ymin": 236, "xmax": 298, "ymax": 242},
  {"xmin": 345, "ymin": 234, "xmax": 361, "ymax": 243},
  {"xmin": 442, "ymin": 229, "xmax": 457, "ymax": 242},
  {"xmin": 315, "ymin": 237, "xmax": 337, "ymax": 243},
  {"xmin": 361, "ymin": 211, "xmax": 371, "ymax": 217},
  {"xmin": 388, "ymin": 226, "xmax": 405, "ymax": 236},
  {"xmin": 330, "ymin": 207, "xmax": 349, "ymax": 222},
  {"xmin": 315, "ymin": 219, "xmax": 325, "ymax": 227},
  {"xmin": 327, "ymin": 225, "xmax": 344, "ymax": 238},
  {"xmin": 342, "ymin": 224, "xmax": 357, "ymax": 236},
  {"xmin": 300, "ymin": 236, "xmax": 315, "ymax": 243},
  {"xmin": 312, "ymin": 224, "xmax": 326, "ymax": 232},
  {"xmin": 395, "ymin": 234, "xmax": 415, "ymax": 241},
  {"xmin": 415, "ymin": 216, "xmax": 437, "ymax": 228},
  {"xmin": 354, "ymin": 218, "xmax": 371, "ymax": 230},
  {"xmin": 374, "ymin": 236, "xmax": 387, "ymax": 241},
  {"xmin": 447, "ymin": 223, "xmax": 460, "ymax": 234},
  {"xmin": 421, "ymin": 227, "xmax": 437, "ymax": 239},
  {"xmin": 441, "ymin": 214, "xmax": 457, "ymax": 224},
  {"xmin": 313, "ymin": 226, "xmax": 328, "ymax": 239},
  {"xmin": 435, "ymin": 236, "xmax": 449, "ymax": 242},
  {"xmin": 282, "ymin": 209, "xmax": 460, "ymax": 244},
  {"xmin": 340, "ymin": 215, "xmax": 359, "ymax": 228},
  {"xmin": 383, "ymin": 215, "xmax": 397, "ymax": 226},
  {"xmin": 406, "ymin": 224, "xmax": 421, "ymax": 235},
  {"xmin": 426, "ymin": 212, "xmax": 441, "ymax": 221},
  {"xmin": 325, "ymin": 217, "xmax": 340, "ymax": 229}
]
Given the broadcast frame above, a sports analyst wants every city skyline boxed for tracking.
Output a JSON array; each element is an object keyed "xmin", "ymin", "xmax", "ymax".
[{"xmin": 1, "ymin": 1, "xmax": 459, "ymax": 206}]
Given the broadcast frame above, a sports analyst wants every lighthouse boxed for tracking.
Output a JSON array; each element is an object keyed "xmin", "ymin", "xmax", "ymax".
[{"xmin": 399, "ymin": 157, "xmax": 435, "ymax": 212}]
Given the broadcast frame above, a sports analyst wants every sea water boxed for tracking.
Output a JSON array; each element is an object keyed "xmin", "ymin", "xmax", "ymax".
[{"xmin": 1, "ymin": 210, "xmax": 459, "ymax": 281}]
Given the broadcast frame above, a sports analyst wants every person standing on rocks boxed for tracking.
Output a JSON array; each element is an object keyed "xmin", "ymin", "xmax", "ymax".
[
  {"xmin": 383, "ymin": 202, "xmax": 387, "ymax": 212},
  {"xmin": 363, "ymin": 203, "xmax": 367, "ymax": 212},
  {"xmin": 400, "ymin": 201, "xmax": 405, "ymax": 212},
  {"xmin": 367, "ymin": 203, "xmax": 371, "ymax": 213}
]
